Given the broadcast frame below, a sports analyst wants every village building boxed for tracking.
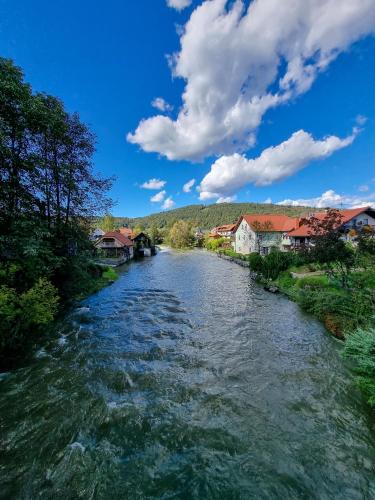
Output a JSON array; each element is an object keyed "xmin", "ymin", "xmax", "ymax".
[
  {"xmin": 234, "ymin": 207, "xmax": 375, "ymax": 255},
  {"xmin": 131, "ymin": 232, "xmax": 154, "ymax": 257},
  {"xmin": 118, "ymin": 226, "xmax": 133, "ymax": 238},
  {"xmin": 95, "ymin": 231, "xmax": 134, "ymax": 263},
  {"xmin": 287, "ymin": 207, "xmax": 375, "ymax": 248},
  {"xmin": 90, "ymin": 227, "xmax": 105, "ymax": 241},
  {"xmin": 234, "ymin": 214, "xmax": 299, "ymax": 255},
  {"xmin": 213, "ymin": 224, "xmax": 237, "ymax": 237}
]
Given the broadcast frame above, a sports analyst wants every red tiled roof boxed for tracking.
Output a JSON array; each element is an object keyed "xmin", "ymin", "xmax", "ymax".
[
  {"xmin": 216, "ymin": 224, "xmax": 236, "ymax": 232},
  {"xmin": 241, "ymin": 214, "xmax": 299, "ymax": 232},
  {"xmin": 118, "ymin": 227, "xmax": 133, "ymax": 237},
  {"xmin": 288, "ymin": 207, "xmax": 373, "ymax": 237},
  {"xmin": 101, "ymin": 231, "xmax": 133, "ymax": 246},
  {"xmin": 340, "ymin": 207, "xmax": 372, "ymax": 223}
]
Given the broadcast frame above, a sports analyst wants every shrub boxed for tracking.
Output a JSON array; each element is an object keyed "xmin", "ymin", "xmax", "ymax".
[
  {"xmin": 102, "ymin": 267, "xmax": 118, "ymax": 281},
  {"xmin": 343, "ymin": 328, "xmax": 375, "ymax": 406},
  {"xmin": 297, "ymin": 288, "xmax": 373, "ymax": 337},
  {"xmin": 261, "ymin": 250, "xmax": 296, "ymax": 280},
  {"xmin": 19, "ymin": 278, "xmax": 59, "ymax": 328},
  {"xmin": 205, "ymin": 237, "xmax": 225, "ymax": 251},
  {"xmin": 248, "ymin": 252, "xmax": 263, "ymax": 272},
  {"xmin": 0, "ymin": 278, "xmax": 59, "ymax": 350}
]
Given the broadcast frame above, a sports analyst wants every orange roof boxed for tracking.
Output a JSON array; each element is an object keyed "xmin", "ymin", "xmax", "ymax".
[
  {"xmin": 118, "ymin": 227, "xmax": 133, "ymax": 237},
  {"xmin": 241, "ymin": 214, "xmax": 299, "ymax": 232},
  {"xmin": 216, "ymin": 224, "xmax": 236, "ymax": 232},
  {"xmin": 100, "ymin": 231, "xmax": 133, "ymax": 246},
  {"xmin": 340, "ymin": 207, "xmax": 372, "ymax": 223},
  {"xmin": 288, "ymin": 207, "xmax": 373, "ymax": 237}
]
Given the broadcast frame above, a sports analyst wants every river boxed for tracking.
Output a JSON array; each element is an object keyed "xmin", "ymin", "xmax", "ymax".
[{"xmin": 1, "ymin": 249, "xmax": 375, "ymax": 499}]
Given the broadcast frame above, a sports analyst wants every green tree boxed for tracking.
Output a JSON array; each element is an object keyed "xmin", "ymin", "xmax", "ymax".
[
  {"xmin": 168, "ymin": 220, "xmax": 194, "ymax": 249},
  {"xmin": 0, "ymin": 57, "xmax": 112, "ymax": 357},
  {"xmin": 301, "ymin": 209, "xmax": 355, "ymax": 288},
  {"xmin": 100, "ymin": 213, "xmax": 116, "ymax": 232}
]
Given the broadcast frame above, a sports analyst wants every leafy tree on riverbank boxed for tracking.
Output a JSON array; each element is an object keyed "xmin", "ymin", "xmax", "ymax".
[
  {"xmin": 167, "ymin": 220, "xmax": 194, "ymax": 249},
  {"xmin": 0, "ymin": 57, "xmax": 112, "ymax": 359}
]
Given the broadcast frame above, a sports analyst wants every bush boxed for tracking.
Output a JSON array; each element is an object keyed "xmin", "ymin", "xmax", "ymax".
[
  {"xmin": 19, "ymin": 278, "xmax": 59, "ymax": 327},
  {"xmin": 102, "ymin": 267, "xmax": 118, "ymax": 281},
  {"xmin": 296, "ymin": 288, "xmax": 373, "ymax": 337},
  {"xmin": 205, "ymin": 237, "xmax": 225, "ymax": 251},
  {"xmin": 248, "ymin": 252, "xmax": 263, "ymax": 272},
  {"xmin": 261, "ymin": 250, "xmax": 296, "ymax": 280},
  {"xmin": 0, "ymin": 278, "xmax": 59, "ymax": 350},
  {"xmin": 343, "ymin": 328, "xmax": 375, "ymax": 406}
]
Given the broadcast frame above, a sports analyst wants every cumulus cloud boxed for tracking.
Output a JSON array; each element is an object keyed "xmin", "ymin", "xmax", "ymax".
[
  {"xmin": 166, "ymin": 0, "xmax": 192, "ymax": 11},
  {"xmin": 150, "ymin": 190, "xmax": 166, "ymax": 202},
  {"xmin": 216, "ymin": 196, "xmax": 236, "ymax": 204},
  {"xmin": 183, "ymin": 178, "xmax": 195, "ymax": 192},
  {"xmin": 151, "ymin": 97, "xmax": 173, "ymax": 113},
  {"xmin": 141, "ymin": 178, "xmax": 166, "ymax": 190},
  {"xmin": 198, "ymin": 129, "xmax": 357, "ymax": 200},
  {"xmin": 358, "ymin": 184, "xmax": 369, "ymax": 192},
  {"xmin": 162, "ymin": 196, "xmax": 175, "ymax": 209},
  {"xmin": 128, "ymin": 0, "xmax": 375, "ymax": 161},
  {"xmin": 277, "ymin": 189, "xmax": 375, "ymax": 208}
]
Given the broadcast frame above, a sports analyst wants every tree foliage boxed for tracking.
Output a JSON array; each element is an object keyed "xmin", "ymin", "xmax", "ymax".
[
  {"xmin": 168, "ymin": 220, "xmax": 194, "ymax": 249},
  {"xmin": 0, "ymin": 57, "xmax": 112, "ymax": 357},
  {"xmin": 115, "ymin": 202, "xmax": 312, "ymax": 231}
]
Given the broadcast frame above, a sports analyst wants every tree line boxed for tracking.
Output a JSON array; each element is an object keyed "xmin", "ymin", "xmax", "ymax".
[
  {"xmin": 113, "ymin": 202, "xmax": 312, "ymax": 231},
  {"xmin": 0, "ymin": 58, "xmax": 112, "ymax": 362}
]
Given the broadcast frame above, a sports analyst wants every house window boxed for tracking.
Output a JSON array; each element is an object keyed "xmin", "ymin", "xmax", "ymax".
[{"xmin": 364, "ymin": 218, "xmax": 368, "ymax": 225}]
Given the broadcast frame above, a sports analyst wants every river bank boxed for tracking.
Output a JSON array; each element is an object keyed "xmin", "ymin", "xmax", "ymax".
[{"xmin": 1, "ymin": 249, "xmax": 375, "ymax": 498}]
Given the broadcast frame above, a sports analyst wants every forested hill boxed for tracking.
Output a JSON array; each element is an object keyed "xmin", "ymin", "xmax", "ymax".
[{"xmin": 116, "ymin": 202, "xmax": 313, "ymax": 230}]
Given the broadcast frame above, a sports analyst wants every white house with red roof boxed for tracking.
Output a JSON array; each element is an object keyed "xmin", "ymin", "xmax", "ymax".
[
  {"xmin": 287, "ymin": 207, "xmax": 375, "ymax": 248},
  {"xmin": 234, "ymin": 207, "xmax": 375, "ymax": 255},
  {"xmin": 234, "ymin": 214, "xmax": 299, "ymax": 255}
]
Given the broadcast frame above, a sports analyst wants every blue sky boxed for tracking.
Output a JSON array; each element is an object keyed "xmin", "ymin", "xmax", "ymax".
[{"xmin": 1, "ymin": 0, "xmax": 374, "ymax": 216}]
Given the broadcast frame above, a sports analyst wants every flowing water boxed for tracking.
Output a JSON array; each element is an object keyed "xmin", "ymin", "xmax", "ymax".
[{"xmin": 1, "ymin": 249, "xmax": 375, "ymax": 499}]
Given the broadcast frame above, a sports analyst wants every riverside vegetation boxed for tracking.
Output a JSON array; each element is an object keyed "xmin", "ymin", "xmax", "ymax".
[
  {"xmin": 210, "ymin": 210, "xmax": 375, "ymax": 407},
  {"xmin": 0, "ymin": 58, "xmax": 114, "ymax": 366}
]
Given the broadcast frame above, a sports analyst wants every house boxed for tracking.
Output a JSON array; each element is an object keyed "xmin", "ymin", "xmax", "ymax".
[
  {"xmin": 234, "ymin": 214, "xmax": 299, "ymax": 255},
  {"xmin": 118, "ymin": 226, "xmax": 133, "ymax": 238},
  {"xmin": 287, "ymin": 206, "xmax": 375, "ymax": 248},
  {"xmin": 131, "ymin": 232, "xmax": 154, "ymax": 257},
  {"xmin": 95, "ymin": 231, "xmax": 134, "ymax": 262},
  {"xmin": 213, "ymin": 224, "xmax": 237, "ymax": 237},
  {"xmin": 90, "ymin": 227, "xmax": 105, "ymax": 241}
]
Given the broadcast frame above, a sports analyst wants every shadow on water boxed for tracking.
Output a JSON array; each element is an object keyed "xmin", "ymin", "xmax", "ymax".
[{"xmin": 1, "ymin": 249, "xmax": 375, "ymax": 499}]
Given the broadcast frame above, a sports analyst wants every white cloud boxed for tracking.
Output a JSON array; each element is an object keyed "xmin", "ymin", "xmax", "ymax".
[
  {"xmin": 356, "ymin": 114, "xmax": 368, "ymax": 126},
  {"xmin": 150, "ymin": 190, "xmax": 166, "ymax": 202},
  {"xmin": 277, "ymin": 189, "xmax": 375, "ymax": 209},
  {"xmin": 128, "ymin": 0, "xmax": 375, "ymax": 161},
  {"xmin": 358, "ymin": 184, "xmax": 369, "ymax": 192},
  {"xmin": 263, "ymin": 197, "xmax": 273, "ymax": 204},
  {"xmin": 141, "ymin": 178, "xmax": 166, "ymax": 190},
  {"xmin": 183, "ymin": 178, "xmax": 195, "ymax": 192},
  {"xmin": 198, "ymin": 129, "xmax": 357, "ymax": 200},
  {"xmin": 151, "ymin": 97, "xmax": 173, "ymax": 113},
  {"xmin": 216, "ymin": 196, "xmax": 236, "ymax": 204},
  {"xmin": 162, "ymin": 196, "xmax": 175, "ymax": 209},
  {"xmin": 166, "ymin": 0, "xmax": 192, "ymax": 11}
]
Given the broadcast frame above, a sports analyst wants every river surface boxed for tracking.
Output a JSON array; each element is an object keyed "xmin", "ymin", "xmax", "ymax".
[{"xmin": 1, "ymin": 249, "xmax": 375, "ymax": 499}]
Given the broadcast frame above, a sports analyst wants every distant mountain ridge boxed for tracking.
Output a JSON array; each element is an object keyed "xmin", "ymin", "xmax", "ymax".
[{"xmin": 115, "ymin": 202, "xmax": 313, "ymax": 230}]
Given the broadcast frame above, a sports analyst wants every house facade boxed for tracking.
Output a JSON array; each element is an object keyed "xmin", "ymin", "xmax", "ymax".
[
  {"xmin": 95, "ymin": 231, "xmax": 134, "ymax": 262},
  {"xmin": 288, "ymin": 207, "xmax": 375, "ymax": 248},
  {"xmin": 234, "ymin": 215, "xmax": 299, "ymax": 255}
]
